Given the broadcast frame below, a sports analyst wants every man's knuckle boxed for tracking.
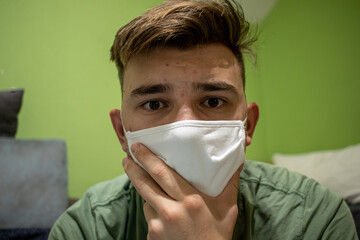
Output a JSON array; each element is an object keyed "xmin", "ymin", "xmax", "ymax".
[
  {"xmin": 148, "ymin": 219, "xmax": 163, "ymax": 236},
  {"xmin": 152, "ymin": 164, "xmax": 168, "ymax": 179},
  {"xmin": 160, "ymin": 206, "xmax": 179, "ymax": 223},
  {"xmin": 183, "ymin": 195, "xmax": 204, "ymax": 211}
]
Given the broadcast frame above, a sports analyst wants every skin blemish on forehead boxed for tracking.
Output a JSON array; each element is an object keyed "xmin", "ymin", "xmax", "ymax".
[
  {"xmin": 180, "ymin": 91, "xmax": 185, "ymax": 97},
  {"xmin": 217, "ymin": 57, "xmax": 234, "ymax": 68},
  {"xmin": 165, "ymin": 63, "xmax": 169, "ymax": 67},
  {"xmin": 193, "ymin": 70, "xmax": 198, "ymax": 74}
]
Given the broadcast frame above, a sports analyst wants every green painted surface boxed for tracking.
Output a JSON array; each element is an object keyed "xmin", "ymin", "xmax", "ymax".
[
  {"xmin": 0, "ymin": 0, "xmax": 163, "ymax": 198},
  {"xmin": 1, "ymin": 0, "xmax": 359, "ymax": 198},
  {"xmin": 245, "ymin": 0, "xmax": 360, "ymax": 162}
]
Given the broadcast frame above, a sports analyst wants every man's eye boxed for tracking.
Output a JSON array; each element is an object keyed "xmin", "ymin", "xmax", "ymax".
[
  {"xmin": 142, "ymin": 100, "xmax": 166, "ymax": 111},
  {"xmin": 203, "ymin": 98, "xmax": 225, "ymax": 108}
]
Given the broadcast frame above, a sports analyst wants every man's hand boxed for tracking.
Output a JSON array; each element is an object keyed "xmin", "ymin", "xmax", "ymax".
[{"xmin": 123, "ymin": 143, "xmax": 243, "ymax": 240}]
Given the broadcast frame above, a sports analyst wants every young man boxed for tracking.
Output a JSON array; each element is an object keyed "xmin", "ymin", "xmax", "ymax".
[{"xmin": 50, "ymin": 0, "xmax": 357, "ymax": 239}]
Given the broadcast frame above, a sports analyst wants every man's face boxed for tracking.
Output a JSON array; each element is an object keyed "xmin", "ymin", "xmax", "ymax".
[
  {"xmin": 122, "ymin": 43, "xmax": 246, "ymax": 127},
  {"xmin": 116, "ymin": 43, "xmax": 252, "ymax": 152}
]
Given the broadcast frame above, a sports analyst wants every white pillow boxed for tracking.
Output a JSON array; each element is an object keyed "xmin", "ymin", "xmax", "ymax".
[{"xmin": 272, "ymin": 143, "xmax": 360, "ymax": 204}]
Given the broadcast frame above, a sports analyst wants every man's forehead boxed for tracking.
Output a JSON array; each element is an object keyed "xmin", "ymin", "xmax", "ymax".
[
  {"xmin": 125, "ymin": 44, "xmax": 239, "ymax": 69},
  {"xmin": 122, "ymin": 44, "xmax": 244, "ymax": 95}
]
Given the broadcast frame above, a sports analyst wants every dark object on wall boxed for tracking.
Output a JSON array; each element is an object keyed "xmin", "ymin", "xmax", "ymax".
[{"xmin": 0, "ymin": 89, "xmax": 24, "ymax": 137}]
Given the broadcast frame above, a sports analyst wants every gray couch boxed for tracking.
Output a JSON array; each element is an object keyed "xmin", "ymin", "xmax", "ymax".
[{"xmin": 0, "ymin": 89, "xmax": 68, "ymax": 239}]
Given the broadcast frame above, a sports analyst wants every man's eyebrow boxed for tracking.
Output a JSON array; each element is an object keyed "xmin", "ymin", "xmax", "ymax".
[
  {"xmin": 193, "ymin": 82, "xmax": 239, "ymax": 95},
  {"xmin": 131, "ymin": 84, "xmax": 171, "ymax": 97}
]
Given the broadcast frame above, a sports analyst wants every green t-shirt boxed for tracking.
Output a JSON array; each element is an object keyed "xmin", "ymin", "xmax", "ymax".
[{"xmin": 49, "ymin": 161, "xmax": 358, "ymax": 240}]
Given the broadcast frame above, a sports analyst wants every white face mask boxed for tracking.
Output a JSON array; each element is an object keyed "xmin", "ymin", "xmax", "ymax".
[{"xmin": 123, "ymin": 118, "xmax": 247, "ymax": 197}]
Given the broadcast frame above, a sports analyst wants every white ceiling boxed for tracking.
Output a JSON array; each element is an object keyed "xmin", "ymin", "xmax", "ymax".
[{"xmin": 237, "ymin": 0, "xmax": 280, "ymax": 23}]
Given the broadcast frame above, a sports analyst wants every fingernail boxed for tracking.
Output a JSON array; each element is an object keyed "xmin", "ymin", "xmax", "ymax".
[{"xmin": 131, "ymin": 143, "xmax": 140, "ymax": 153}]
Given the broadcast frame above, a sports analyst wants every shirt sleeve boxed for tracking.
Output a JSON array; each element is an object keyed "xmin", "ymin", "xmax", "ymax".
[
  {"xmin": 321, "ymin": 200, "xmax": 358, "ymax": 240},
  {"xmin": 302, "ymin": 180, "xmax": 358, "ymax": 240},
  {"xmin": 48, "ymin": 194, "xmax": 98, "ymax": 240}
]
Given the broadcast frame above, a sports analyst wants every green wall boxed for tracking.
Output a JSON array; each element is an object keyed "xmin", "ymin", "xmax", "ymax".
[
  {"xmin": 245, "ymin": 0, "xmax": 360, "ymax": 162},
  {"xmin": 1, "ymin": 0, "xmax": 359, "ymax": 198},
  {"xmin": 0, "ymin": 0, "xmax": 162, "ymax": 198}
]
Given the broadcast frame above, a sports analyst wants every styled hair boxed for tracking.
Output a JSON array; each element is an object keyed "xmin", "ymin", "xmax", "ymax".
[{"xmin": 110, "ymin": 0, "xmax": 257, "ymax": 90}]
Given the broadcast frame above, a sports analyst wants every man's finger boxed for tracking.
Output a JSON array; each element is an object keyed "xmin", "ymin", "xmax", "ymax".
[
  {"xmin": 122, "ymin": 156, "xmax": 171, "ymax": 208},
  {"xmin": 131, "ymin": 143, "xmax": 195, "ymax": 200}
]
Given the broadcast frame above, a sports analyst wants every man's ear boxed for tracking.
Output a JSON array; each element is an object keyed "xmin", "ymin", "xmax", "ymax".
[
  {"xmin": 109, "ymin": 109, "xmax": 129, "ymax": 153},
  {"xmin": 245, "ymin": 102, "xmax": 259, "ymax": 146}
]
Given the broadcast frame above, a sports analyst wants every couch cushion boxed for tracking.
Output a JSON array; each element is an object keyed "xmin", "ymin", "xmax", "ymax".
[
  {"xmin": 0, "ymin": 138, "xmax": 68, "ymax": 228},
  {"xmin": 273, "ymin": 143, "xmax": 360, "ymax": 204}
]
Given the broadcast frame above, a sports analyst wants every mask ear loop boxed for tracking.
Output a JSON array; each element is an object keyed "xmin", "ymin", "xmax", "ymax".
[
  {"xmin": 242, "ymin": 116, "xmax": 248, "ymax": 156},
  {"xmin": 243, "ymin": 116, "xmax": 247, "ymax": 130},
  {"xmin": 120, "ymin": 110, "xmax": 128, "ymax": 135},
  {"xmin": 120, "ymin": 111, "xmax": 135, "ymax": 160}
]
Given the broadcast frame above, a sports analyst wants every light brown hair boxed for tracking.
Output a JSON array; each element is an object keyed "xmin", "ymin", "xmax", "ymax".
[{"xmin": 110, "ymin": 0, "xmax": 257, "ymax": 90}]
